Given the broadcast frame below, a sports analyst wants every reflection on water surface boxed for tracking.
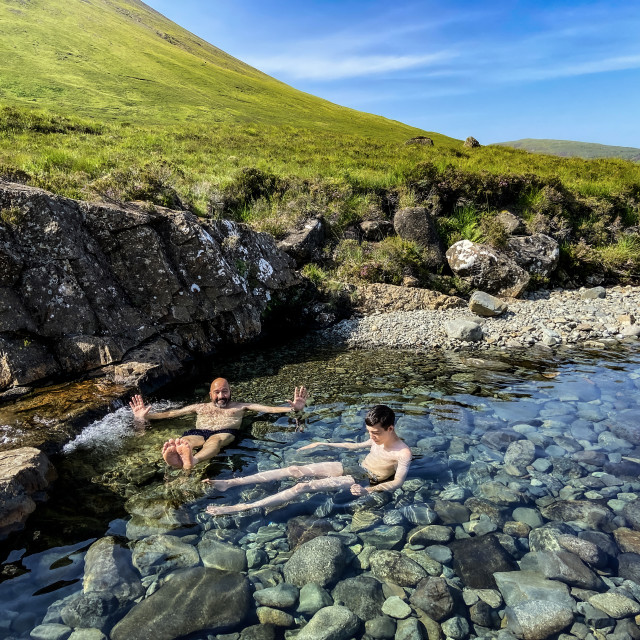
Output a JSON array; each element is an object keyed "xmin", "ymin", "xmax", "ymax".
[{"xmin": 2, "ymin": 341, "xmax": 640, "ymax": 638}]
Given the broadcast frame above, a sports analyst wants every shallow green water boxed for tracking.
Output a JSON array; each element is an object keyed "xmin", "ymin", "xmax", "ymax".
[{"xmin": 2, "ymin": 340, "xmax": 640, "ymax": 636}]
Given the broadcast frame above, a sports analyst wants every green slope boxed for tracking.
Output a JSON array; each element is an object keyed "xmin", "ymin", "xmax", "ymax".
[
  {"xmin": 0, "ymin": 0, "xmax": 435, "ymax": 139},
  {"xmin": 496, "ymin": 139, "xmax": 640, "ymax": 162}
]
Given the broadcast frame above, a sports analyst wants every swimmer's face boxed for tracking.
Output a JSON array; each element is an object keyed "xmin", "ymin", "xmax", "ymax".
[
  {"xmin": 366, "ymin": 422, "xmax": 393, "ymax": 444},
  {"xmin": 210, "ymin": 379, "xmax": 231, "ymax": 407}
]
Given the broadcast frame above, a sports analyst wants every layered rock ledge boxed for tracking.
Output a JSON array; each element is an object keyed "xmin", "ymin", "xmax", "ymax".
[{"xmin": 0, "ymin": 180, "xmax": 302, "ymax": 392}]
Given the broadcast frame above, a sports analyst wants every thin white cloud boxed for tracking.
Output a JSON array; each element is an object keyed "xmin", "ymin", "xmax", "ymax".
[{"xmin": 248, "ymin": 51, "xmax": 455, "ymax": 81}]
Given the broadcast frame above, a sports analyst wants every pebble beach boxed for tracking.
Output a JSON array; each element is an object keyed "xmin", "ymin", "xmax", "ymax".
[{"xmin": 321, "ymin": 285, "xmax": 640, "ymax": 351}]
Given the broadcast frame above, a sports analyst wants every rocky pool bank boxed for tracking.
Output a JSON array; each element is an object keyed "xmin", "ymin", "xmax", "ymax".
[{"xmin": 320, "ymin": 284, "xmax": 640, "ymax": 352}]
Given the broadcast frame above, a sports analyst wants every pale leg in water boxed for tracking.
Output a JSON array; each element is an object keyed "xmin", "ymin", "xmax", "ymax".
[
  {"xmin": 203, "ymin": 461, "xmax": 344, "ymax": 491},
  {"xmin": 206, "ymin": 475, "xmax": 355, "ymax": 516}
]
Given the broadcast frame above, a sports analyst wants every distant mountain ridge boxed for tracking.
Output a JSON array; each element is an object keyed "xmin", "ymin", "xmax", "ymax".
[{"xmin": 496, "ymin": 139, "xmax": 640, "ymax": 162}]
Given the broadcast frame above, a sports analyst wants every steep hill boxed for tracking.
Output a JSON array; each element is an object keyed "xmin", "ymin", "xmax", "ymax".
[
  {"xmin": 0, "ymin": 0, "xmax": 432, "ymax": 138},
  {"xmin": 496, "ymin": 139, "xmax": 640, "ymax": 162}
]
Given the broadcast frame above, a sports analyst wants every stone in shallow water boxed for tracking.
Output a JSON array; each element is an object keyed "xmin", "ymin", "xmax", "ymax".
[
  {"xmin": 331, "ymin": 576, "xmax": 385, "ymax": 622},
  {"xmin": 110, "ymin": 567, "xmax": 250, "ymax": 640},
  {"xmin": 512, "ymin": 507, "xmax": 544, "ymax": 529},
  {"xmin": 433, "ymin": 499, "xmax": 470, "ymax": 524},
  {"xmin": 402, "ymin": 549, "xmax": 442, "ymax": 576},
  {"xmin": 131, "ymin": 534, "xmax": 200, "ymax": 578},
  {"xmin": 406, "ymin": 524, "xmax": 453, "ymax": 545},
  {"xmin": 256, "ymin": 606, "xmax": 294, "ymax": 627},
  {"xmin": 505, "ymin": 600, "xmax": 574, "ymax": 640},
  {"xmin": 613, "ymin": 527, "xmax": 640, "ymax": 554},
  {"xmin": 296, "ymin": 605, "xmax": 360, "ymax": 640},
  {"xmin": 381, "ymin": 595, "xmax": 411, "ymax": 619},
  {"xmin": 283, "ymin": 536, "xmax": 348, "ymax": 588},
  {"xmin": 30, "ymin": 623, "xmax": 74, "ymax": 640},
  {"xmin": 520, "ymin": 550, "xmax": 604, "ymax": 590},
  {"xmin": 588, "ymin": 592, "xmax": 640, "ymax": 618},
  {"xmin": 369, "ymin": 550, "xmax": 427, "ymax": 587},
  {"xmin": 441, "ymin": 615, "xmax": 470, "ymax": 639},
  {"xmin": 198, "ymin": 536, "xmax": 247, "ymax": 572},
  {"xmin": 365, "ymin": 615, "xmax": 396, "ymax": 639},
  {"xmin": 395, "ymin": 616, "xmax": 426, "ymax": 640},
  {"xmin": 358, "ymin": 525, "xmax": 405, "ymax": 549},
  {"xmin": 253, "ymin": 583, "xmax": 299, "ymax": 609},
  {"xmin": 409, "ymin": 576, "xmax": 454, "ymax": 622},
  {"xmin": 494, "ymin": 571, "xmax": 575, "ymax": 610},
  {"xmin": 540, "ymin": 500, "xmax": 615, "ymax": 531},
  {"xmin": 557, "ymin": 534, "xmax": 609, "ymax": 569},
  {"xmin": 449, "ymin": 535, "xmax": 519, "ymax": 589},
  {"xmin": 297, "ymin": 583, "xmax": 333, "ymax": 616}
]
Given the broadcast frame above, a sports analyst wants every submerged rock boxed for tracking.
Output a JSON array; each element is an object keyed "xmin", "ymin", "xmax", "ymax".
[
  {"xmin": 110, "ymin": 567, "xmax": 250, "ymax": 640},
  {"xmin": 296, "ymin": 605, "xmax": 360, "ymax": 640},
  {"xmin": 283, "ymin": 536, "xmax": 348, "ymax": 588}
]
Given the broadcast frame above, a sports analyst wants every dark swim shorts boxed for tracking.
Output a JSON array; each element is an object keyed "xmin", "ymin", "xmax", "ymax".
[{"xmin": 181, "ymin": 428, "xmax": 237, "ymax": 439}]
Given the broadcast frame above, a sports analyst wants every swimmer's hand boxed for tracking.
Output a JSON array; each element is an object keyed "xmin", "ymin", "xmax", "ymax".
[
  {"xmin": 129, "ymin": 395, "xmax": 151, "ymax": 421},
  {"xmin": 287, "ymin": 386, "xmax": 308, "ymax": 412},
  {"xmin": 350, "ymin": 484, "xmax": 370, "ymax": 496},
  {"xmin": 298, "ymin": 442, "xmax": 322, "ymax": 451}
]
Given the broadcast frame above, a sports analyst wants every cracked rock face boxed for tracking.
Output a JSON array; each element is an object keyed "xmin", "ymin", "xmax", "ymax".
[{"xmin": 0, "ymin": 181, "xmax": 301, "ymax": 391}]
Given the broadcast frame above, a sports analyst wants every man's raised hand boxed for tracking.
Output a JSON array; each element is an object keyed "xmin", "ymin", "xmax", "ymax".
[
  {"xmin": 129, "ymin": 394, "xmax": 151, "ymax": 421},
  {"xmin": 288, "ymin": 386, "xmax": 308, "ymax": 412}
]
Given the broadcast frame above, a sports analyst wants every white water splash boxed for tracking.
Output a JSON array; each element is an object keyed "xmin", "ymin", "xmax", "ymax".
[{"xmin": 63, "ymin": 401, "xmax": 179, "ymax": 454}]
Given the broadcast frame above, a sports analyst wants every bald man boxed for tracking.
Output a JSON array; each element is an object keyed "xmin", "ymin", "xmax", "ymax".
[{"xmin": 129, "ymin": 378, "xmax": 308, "ymax": 469}]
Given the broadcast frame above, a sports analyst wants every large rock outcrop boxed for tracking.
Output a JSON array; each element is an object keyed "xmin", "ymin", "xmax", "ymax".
[
  {"xmin": 0, "ymin": 446, "xmax": 56, "ymax": 538},
  {"xmin": 0, "ymin": 181, "xmax": 303, "ymax": 391}
]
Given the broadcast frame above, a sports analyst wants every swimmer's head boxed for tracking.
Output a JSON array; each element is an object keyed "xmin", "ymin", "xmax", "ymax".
[
  {"xmin": 210, "ymin": 378, "xmax": 231, "ymax": 407},
  {"xmin": 365, "ymin": 405, "xmax": 395, "ymax": 429},
  {"xmin": 365, "ymin": 405, "xmax": 396, "ymax": 443}
]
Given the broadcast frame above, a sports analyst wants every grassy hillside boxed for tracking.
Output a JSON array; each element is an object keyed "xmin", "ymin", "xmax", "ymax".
[
  {"xmin": 1, "ymin": 0, "xmax": 640, "ymax": 288},
  {"xmin": 497, "ymin": 139, "xmax": 640, "ymax": 163}
]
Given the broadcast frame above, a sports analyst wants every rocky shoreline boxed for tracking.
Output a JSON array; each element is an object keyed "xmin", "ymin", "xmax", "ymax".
[{"xmin": 320, "ymin": 285, "xmax": 640, "ymax": 352}]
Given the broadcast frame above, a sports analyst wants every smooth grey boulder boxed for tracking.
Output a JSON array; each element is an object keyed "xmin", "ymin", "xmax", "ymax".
[
  {"xmin": 588, "ymin": 592, "xmax": 640, "ymax": 618},
  {"xmin": 444, "ymin": 318, "xmax": 483, "ymax": 342},
  {"xmin": 469, "ymin": 290, "xmax": 508, "ymax": 317},
  {"xmin": 581, "ymin": 286, "xmax": 606, "ymax": 300},
  {"xmin": 83, "ymin": 537, "xmax": 144, "ymax": 603},
  {"xmin": 110, "ymin": 567, "xmax": 250, "ymax": 640},
  {"xmin": 283, "ymin": 536, "xmax": 348, "ymax": 588},
  {"xmin": 296, "ymin": 605, "xmax": 360, "ymax": 640},
  {"xmin": 505, "ymin": 600, "xmax": 574, "ymax": 640}
]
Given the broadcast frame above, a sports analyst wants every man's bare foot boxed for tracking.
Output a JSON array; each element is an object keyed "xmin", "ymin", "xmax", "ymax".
[
  {"xmin": 206, "ymin": 503, "xmax": 249, "ymax": 516},
  {"xmin": 175, "ymin": 438, "xmax": 196, "ymax": 469},
  {"xmin": 201, "ymin": 478, "xmax": 233, "ymax": 491},
  {"xmin": 162, "ymin": 439, "xmax": 183, "ymax": 468}
]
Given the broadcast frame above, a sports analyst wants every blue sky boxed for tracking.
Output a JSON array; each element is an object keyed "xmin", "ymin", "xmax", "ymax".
[{"xmin": 145, "ymin": 0, "xmax": 640, "ymax": 147}]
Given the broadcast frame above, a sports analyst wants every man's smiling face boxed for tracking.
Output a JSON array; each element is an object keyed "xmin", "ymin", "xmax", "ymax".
[{"xmin": 210, "ymin": 378, "xmax": 231, "ymax": 408}]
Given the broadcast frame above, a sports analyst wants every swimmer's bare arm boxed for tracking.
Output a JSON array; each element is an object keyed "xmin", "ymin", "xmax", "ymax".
[
  {"xmin": 298, "ymin": 439, "xmax": 373, "ymax": 451},
  {"xmin": 129, "ymin": 395, "xmax": 198, "ymax": 422},
  {"xmin": 241, "ymin": 386, "xmax": 308, "ymax": 414}
]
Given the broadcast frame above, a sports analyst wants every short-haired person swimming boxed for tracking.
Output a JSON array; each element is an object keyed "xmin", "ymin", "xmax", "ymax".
[
  {"xmin": 205, "ymin": 404, "xmax": 411, "ymax": 516},
  {"xmin": 130, "ymin": 378, "xmax": 307, "ymax": 470}
]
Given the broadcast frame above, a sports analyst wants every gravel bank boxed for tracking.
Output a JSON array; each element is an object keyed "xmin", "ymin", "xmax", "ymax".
[{"xmin": 320, "ymin": 285, "xmax": 640, "ymax": 351}]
